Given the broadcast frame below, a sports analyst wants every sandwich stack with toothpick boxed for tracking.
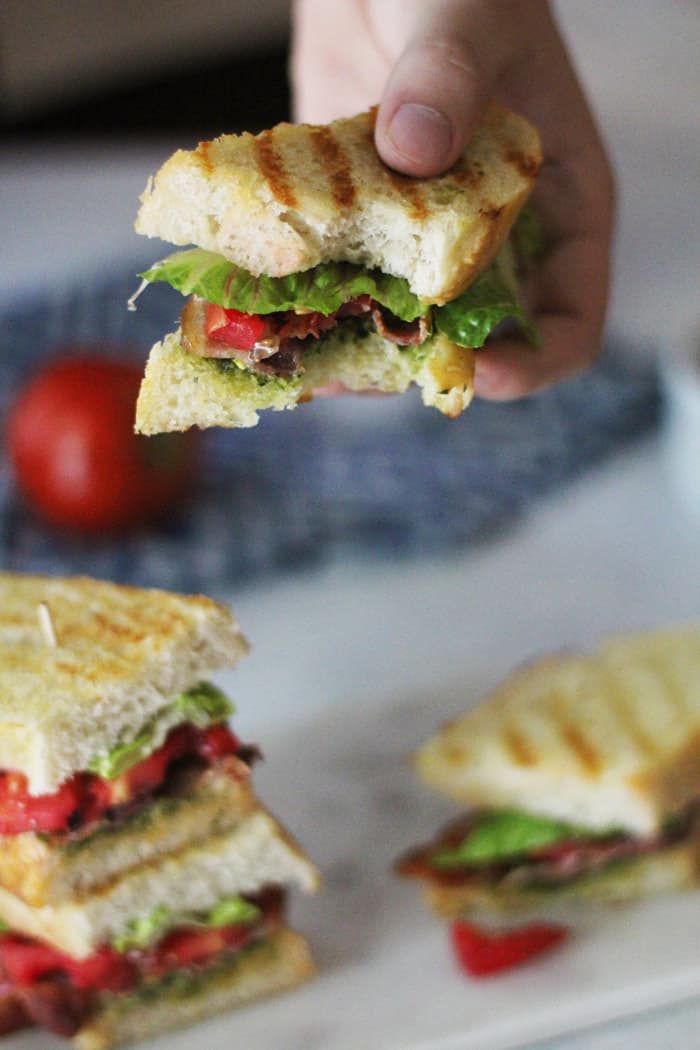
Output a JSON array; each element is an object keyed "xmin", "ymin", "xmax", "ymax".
[{"xmin": 0, "ymin": 572, "xmax": 317, "ymax": 1048}]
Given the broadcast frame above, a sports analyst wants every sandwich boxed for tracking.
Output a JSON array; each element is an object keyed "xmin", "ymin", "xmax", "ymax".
[
  {"xmin": 0, "ymin": 573, "xmax": 318, "ymax": 1047},
  {"xmin": 130, "ymin": 104, "xmax": 542, "ymax": 432},
  {"xmin": 396, "ymin": 625, "xmax": 700, "ymax": 917}
]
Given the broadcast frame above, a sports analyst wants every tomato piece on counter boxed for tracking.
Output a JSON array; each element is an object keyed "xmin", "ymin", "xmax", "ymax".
[
  {"xmin": 204, "ymin": 304, "xmax": 266, "ymax": 350},
  {"xmin": 7, "ymin": 354, "xmax": 197, "ymax": 532},
  {"xmin": 450, "ymin": 920, "xmax": 568, "ymax": 977}
]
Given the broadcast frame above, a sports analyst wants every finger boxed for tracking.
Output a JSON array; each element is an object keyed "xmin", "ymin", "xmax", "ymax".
[
  {"xmin": 375, "ymin": 0, "xmax": 516, "ymax": 175},
  {"xmin": 291, "ymin": 0, "xmax": 392, "ymax": 123}
]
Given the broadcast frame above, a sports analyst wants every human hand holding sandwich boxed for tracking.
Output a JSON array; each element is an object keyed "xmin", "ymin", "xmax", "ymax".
[{"xmin": 292, "ymin": 0, "xmax": 615, "ymax": 401}]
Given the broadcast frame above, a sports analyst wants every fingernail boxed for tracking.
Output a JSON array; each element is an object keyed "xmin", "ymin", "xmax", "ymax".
[{"xmin": 386, "ymin": 104, "xmax": 453, "ymax": 166}]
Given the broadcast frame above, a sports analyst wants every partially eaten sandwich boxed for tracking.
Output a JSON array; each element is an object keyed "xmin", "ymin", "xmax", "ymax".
[
  {"xmin": 0, "ymin": 573, "xmax": 317, "ymax": 1048},
  {"xmin": 131, "ymin": 104, "xmax": 542, "ymax": 431},
  {"xmin": 397, "ymin": 626, "xmax": 700, "ymax": 916}
]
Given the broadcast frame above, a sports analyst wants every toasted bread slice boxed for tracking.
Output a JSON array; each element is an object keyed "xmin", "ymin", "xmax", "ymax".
[
  {"xmin": 0, "ymin": 809, "xmax": 319, "ymax": 958},
  {"xmin": 135, "ymin": 104, "xmax": 541, "ymax": 303},
  {"xmin": 0, "ymin": 573, "xmax": 248, "ymax": 794},
  {"xmin": 74, "ymin": 927, "xmax": 315, "ymax": 1050},
  {"xmin": 416, "ymin": 625, "xmax": 700, "ymax": 836},
  {"xmin": 421, "ymin": 838, "xmax": 700, "ymax": 919},
  {"xmin": 0, "ymin": 763, "xmax": 256, "ymax": 907},
  {"xmin": 135, "ymin": 325, "xmax": 474, "ymax": 432}
]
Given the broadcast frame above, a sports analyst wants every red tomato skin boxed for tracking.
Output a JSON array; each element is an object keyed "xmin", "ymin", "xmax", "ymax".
[
  {"xmin": 450, "ymin": 920, "xmax": 568, "ymax": 977},
  {"xmin": 204, "ymin": 304, "xmax": 266, "ymax": 350},
  {"xmin": 0, "ymin": 936, "xmax": 135, "ymax": 992},
  {"xmin": 7, "ymin": 355, "xmax": 197, "ymax": 532},
  {"xmin": 195, "ymin": 723, "xmax": 240, "ymax": 761},
  {"xmin": 0, "ymin": 723, "xmax": 238, "ymax": 836}
]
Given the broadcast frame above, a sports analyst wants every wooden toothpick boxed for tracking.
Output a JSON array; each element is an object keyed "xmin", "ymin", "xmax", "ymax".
[{"xmin": 37, "ymin": 602, "xmax": 58, "ymax": 648}]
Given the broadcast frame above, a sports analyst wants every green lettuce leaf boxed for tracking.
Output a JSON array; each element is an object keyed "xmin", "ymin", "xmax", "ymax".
[
  {"xmin": 112, "ymin": 896, "xmax": 261, "ymax": 953},
  {"xmin": 431, "ymin": 810, "xmax": 600, "ymax": 869},
  {"xmin": 137, "ymin": 239, "xmax": 536, "ymax": 349},
  {"xmin": 139, "ymin": 250, "xmax": 427, "ymax": 322},
  {"xmin": 510, "ymin": 205, "xmax": 546, "ymax": 269},
  {"xmin": 435, "ymin": 261, "xmax": 537, "ymax": 349},
  {"xmin": 88, "ymin": 682, "xmax": 234, "ymax": 780}
]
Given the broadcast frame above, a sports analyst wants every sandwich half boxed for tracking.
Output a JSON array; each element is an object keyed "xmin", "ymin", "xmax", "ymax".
[
  {"xmin": 396, "ymin": 626, "xmax": 700, "ymax": 917},
  {"xmin": 0, "ymin": 573, "xmax": 318, "ymax": 1047},
  {"xmin": 131, "ymin": 104, "xmax": 542, "ymax": 431}
]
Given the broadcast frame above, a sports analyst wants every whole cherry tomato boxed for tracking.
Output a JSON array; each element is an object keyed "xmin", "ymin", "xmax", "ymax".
[{"xmin": 7, "ymin": 354, "xmax": 197, "ymax": 532}]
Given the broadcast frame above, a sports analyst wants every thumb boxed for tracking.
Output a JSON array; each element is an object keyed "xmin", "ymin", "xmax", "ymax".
[{"xmin": 375, "ymin": 0, "xmax": 513, "ymax": 176}]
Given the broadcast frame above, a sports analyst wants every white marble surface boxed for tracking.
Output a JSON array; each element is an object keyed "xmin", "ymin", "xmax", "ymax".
[{"xmin": 2, "ymin": 3, "xmax": 700, "ymax": 1047}]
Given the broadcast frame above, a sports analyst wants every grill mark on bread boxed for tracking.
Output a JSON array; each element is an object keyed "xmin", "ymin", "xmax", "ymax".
[
  {"xmin": 385, "ymin": 170, "xmax": 428, "ymax": 221},
  {"xmin": 561, "ymin": 724, "xmax": 602, "ymax": 776},
  {"xmin": 362, "ymin": 123, "xmax": 429, "ymax": 221},
  {"xmin": 452, "ymin": 163, "xmax": 485, "ymax": 189},
  {"xmin": 606, "ymin": 671, "xmax": 660, "ymax": 760},
  {"xmin": 308, "ymin": 126, "xmax": 355, "ymax": 208},
  {"xmin": 506, "ymin": 149, "xmax": 541, "ymax": 178},
  {"xmin": 196, "ymin": 141, "xmax": 214, "ymax": 176},
  {"xmin": 480, "ymin": 205, "xmax": 504, "ymax": 221},
  {"xmin": 503, "ymin": 728, "xmax": 537, "ymax": 766},
  {"xmin": 253, "ymin": 130, "xmax": 298, "ymax": 208}
]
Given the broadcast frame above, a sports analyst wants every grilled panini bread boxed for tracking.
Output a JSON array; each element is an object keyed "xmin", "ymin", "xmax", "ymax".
[
  {"xmin": 135, "ymin": 104, "xmax": 540, "ymax": 304},
  {"xmin": 132, "ymin": 104, "xmax": 541, "ymax": 432},
  {"xmin": 0, "ymin": 573, "xmax": 248, "ymax": 794},
  {"xmin": 0, "ymin": 810, "xmax": 318, "ymax": 959},
  {"xmin": 416, "ymin": 626, "xmax": 700, "ymax": 836},
  {"xmin": 397, "ymin": 625, "xmax": 700, "ymax": 919},
  {"xmin": 74, "ymin": 927, "xmax": 315, "ymax": 1050}
]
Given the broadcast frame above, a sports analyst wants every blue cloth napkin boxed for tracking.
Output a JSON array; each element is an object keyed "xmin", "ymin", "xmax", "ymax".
[{"xmin": 0, "ymin": 264, "xmax": 660, "ymax": 592}]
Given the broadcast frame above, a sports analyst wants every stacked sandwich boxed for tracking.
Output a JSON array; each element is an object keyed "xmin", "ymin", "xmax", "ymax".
[
  {"xmin": 397, "ymin": 626, "xmax": 700, "ymax": 917},
  {"xmin": 131, "ymin": 103, "xmax": 541, "ymax": 431},
  {"xmin": 0, "ymin": 573, "xmax": 317, "ymax": 1048}
]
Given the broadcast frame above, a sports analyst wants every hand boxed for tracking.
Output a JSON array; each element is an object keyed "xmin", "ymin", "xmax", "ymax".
[{"xmin": 291, "ymin": 0, "xmax": 615, "ymax": 400}]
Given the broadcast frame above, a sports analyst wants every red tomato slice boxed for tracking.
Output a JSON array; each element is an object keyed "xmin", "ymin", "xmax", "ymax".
[
  {"xmin": 0, "ymin": 937, "xmax": 63, "ymax": 985},
  {"xmin": 153, "ymin": 923, "xmax": 252, "ymax": 974},
  {"xmin": 0, "ymin": 937, "xmax": 135, "ymax": 992},
  {"xmin": 450, "ymin": 920, "xmax": 568, "ymax": 977},
  {"xmin": 64, "ymin": 947, "xmax": 135, "ymax": 992},
  {"xmin": 0, "ymin": 723, "xmax": 239, "ymax": 836},
  {"xmin": 0, "ymin": 775, "xmax": 84, "ymax": 835},
  {"xmin": 204, "ymin": 304, "xmax": 266, "ymax": 350},
  {"xmin": 194, "ymin": 723, "xmax": 240, "ymax": 762}
]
